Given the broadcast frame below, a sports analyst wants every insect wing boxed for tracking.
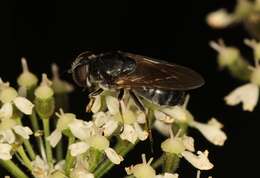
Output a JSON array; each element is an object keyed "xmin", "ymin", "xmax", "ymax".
[{"xmin": 115, "ymin": 52, "xmax": 205, "ymax": 91}]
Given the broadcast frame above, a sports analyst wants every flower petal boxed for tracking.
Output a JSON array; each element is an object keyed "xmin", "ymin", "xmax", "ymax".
[
  {"xmin": 31, "ymin": 156, "xmax": 49, "ymax": 178},
  {"xmin": 91, "ymin": 95, "xmax": 102, "ymax": 113},
  {"xmin": 13, "ymin": 96, "xmax": 34, "ymax": 115},
  {"xmin": 206, "ymin": 9, "xmax": 234, "ymax": 28},
  {"xmin": 69, "ymin": 120, "xmax": 96, "ymax": 140},
  {"xmin": 103, "ymin": 119, "xmax": 119, "ymax": 136},
  {"xmin": 0, "ymin": 103, "xmax": 13, "ymax": 119},
  {"xmin": 133, "ymin": 122, "xmax": 148, "ymax": 141},
  {"xmin": 0, "ymin": 143, "xmax": 12, "ymax": 160},
  {"xmin": 47, "ymin": 129, "xmax": 62, "ymax": 147},
  {"xmin": 69, "ymin": 142, "xmax": 89, "ymax": 156},
  {"xmin": 13, "ymin": 125, "xmax": 33, "ymax": 139},
  {"xmin": 153, "ymin": 120, "xmax": 170, "ymax": 137},
  {"xmin": 105, "ymin": 96, "xmax": 119, "ymax": 115},
  {"xmin": 181, "ymin": 150, "xmax": 214, "ymax": 170},
  {"xmin": 120, "ymin": 124, "xmax": 138, "ymax": 144},
  {"xmin": 105, "ymin": 147, "xmax": 123, "ymax": 165},
  {"xmin": 190, "ymin": 120, "xmax": 227, "ymax": 146},
  {"xmin": 182, "ymin": 135, "xmax": 195, "ymax": 152},
  {"xmin": 224, "ymin": 83, "xmax": 259, "ymax": 111},
  {"xmin": 154, "ymin": 110, "xmax": 174, "ymax": 123},
  {"xmin": 0, "ymin": 129, "xmax": 15, "ymax": 144}
]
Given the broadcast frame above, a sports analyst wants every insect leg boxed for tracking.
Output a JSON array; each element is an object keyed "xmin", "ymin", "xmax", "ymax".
[
  {"xmin": 86, "ymin": 88, "xmax": 104, "ymax": 112},
  {"xmin": 129, "ymin": 90, "xmax": 154, "ymax": 154},
  {"xmin": 118, "ymin": 89, "xmax": 125, "ymax": 133}
]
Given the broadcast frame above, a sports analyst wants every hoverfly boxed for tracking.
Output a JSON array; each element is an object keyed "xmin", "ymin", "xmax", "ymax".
[{"xmin": 71, "ymin": 51, "xmax": 204, "ymax": 146}]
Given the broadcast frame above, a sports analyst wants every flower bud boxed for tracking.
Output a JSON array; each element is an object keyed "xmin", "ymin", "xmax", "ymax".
[
  {"xmin": 51, "ymin": 63, "xmax": 74, "ymax": 94},
  {"xmin": 126, "ymin": 154, "xmax": 155, "ymax": 178},
  {"xmin": 17, "ymin": 58, "xmax": 38, "ymax": 90},
  {"xmin": 210, "ymin": 41, "xmax": 240, "ymax": 68},
  {"xmin": 206, "ymin": 9, "xmax": 234, "ymax": 28},
  {"xmin": 87, "ymin": 135, "xmax": 109, "ymax": 151},
  {"xmin": 34, "ymin": 74, "xmax": 55, "ymax": 118},
  {"xmin": 161, "ymin": 138, "xmax": 185, "ymax": 155},
  {"xmin": 0, "ymin": 87, "xmax": 18, "ymax": 103}
]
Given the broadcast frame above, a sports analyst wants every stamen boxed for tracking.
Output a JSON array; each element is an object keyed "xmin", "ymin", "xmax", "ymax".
[
  {"xmin": 21, "ymin": 57, "xmax": 29, "ymax": 72},
  {"xmin": 141, "ymin": 154, "xmax": 147, "ymax": 164},
  {"xmin": 147, "ymin": 157, "xmax": 154, "ymax": 165},
  {"xmin": 196, "ymin": 170, "xmax": 201, "ymax": 178},
  {"xmin": 51, "ymin": 63, "xmax": 59, "ymax": 79}
]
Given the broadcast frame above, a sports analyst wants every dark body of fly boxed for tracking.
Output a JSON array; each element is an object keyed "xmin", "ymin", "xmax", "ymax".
[{"xmin": 71, "ymin": 51, "xmax": 204, "ymax": 107}]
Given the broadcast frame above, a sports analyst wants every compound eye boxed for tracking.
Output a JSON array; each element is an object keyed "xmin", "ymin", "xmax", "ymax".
[{"xmin": 72, "ymin": 65, "xmax": 88, "ymax": 87}]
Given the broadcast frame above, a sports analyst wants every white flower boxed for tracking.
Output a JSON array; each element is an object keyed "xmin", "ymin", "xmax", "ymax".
[
  {"xmin": 71, "ymin": 156, "xmax": 94, "ymax": 178},
  {"xmin": 104, "ymin": 147, "xmax": 124, "ymax": 165},
  {"xmin": 190, "ymin": 118, "xmax": 227, "ymax": 146},
  {"xmin": 69, "ymin": 142, "xmax": 90, "ymax": 156},
  {"xmin": 47, "ymin": 109, "xmax": 77, "ymax": 147},
  {"xmin": 31, "ymin": 156, "xmax": 49, "ymax": 178},
  {"xmin": 0, "ymin": 85, "xmax": 34, "ymax": 120},
  {"xmin": 155, "ymin": 173, "xmax": 179, "ymax": 178},
  {"xmin": 225, "ymin": 83, "xmax": 259, "ymax": 111},
  {"xmin": 69, "ymin": 120, "xmax": 97, "ymax": 140},
  {"xmin": 13, "ymin": 125, "xmax": 33, "ymax": 139},
  {"xmin": 206, "ymin": 9, "xmax": 234, "ymax": 28},
  {"xmin": 181, "ymin": 150, "xmax": 214, "ymax": 170},
  {"xmin": 0, "ymin": 119, "xmax": 33, "ymax": 144},
  {"xmin": 0, "ymin": 143, "xmax": 12, "ymax": 160},
  {"xmin": 161, "ymin": 128, "xmax": 214, "ymax": 170},
  {"xmin": 94, "ymin": 95, "xmax": 148, "ymax": 143},
  {"xmin": 93, "ymin": 112, "xmax": 118, "ymax": 137},
  {"xmin": 69, "ymin": 134, "xmax": 123, "ymax": 165},
  {"xmin": 31, "ymin": 155, "xmax": 65, "ymax": 178},
  {"xmin": 125, "ymin": 154, "xmax": 155, "ymax": 178}
]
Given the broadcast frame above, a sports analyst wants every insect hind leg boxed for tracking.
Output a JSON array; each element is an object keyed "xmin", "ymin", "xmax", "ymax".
[{"xmin": 129, "ymin": 90, "xmax": 154, "ymax": 154}]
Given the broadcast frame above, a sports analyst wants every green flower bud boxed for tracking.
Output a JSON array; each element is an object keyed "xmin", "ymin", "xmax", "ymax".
[
  {"xmin": 87, "ymin": 135, "xmax": 109, "ymax": 151},
  {"xmin": 161, "ymin": 137, "xmax": 185, "ymax": 155},
  {"xmin": 34, "ymin": 74, "xmax": 55, "ymax": 118},
  {"xmin": 17, "ymin": 58, "xmax": 38, "ymax": 90},
  {"xmin": 0, "ymin": 87, "xmax": 18, "ymax": 103},
  {"xmin": 210, "ymin": 41, "xmax": 240, "ymax": 68},
  {"xmin": 127, "ymin": 154, "xmax": 155, "ymax": 178}
]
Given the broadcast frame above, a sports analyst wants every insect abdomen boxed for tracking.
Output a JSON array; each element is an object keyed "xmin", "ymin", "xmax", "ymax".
[{"xmin": 135, "ymin": 88, "xmax": 185, "ymax": 106}]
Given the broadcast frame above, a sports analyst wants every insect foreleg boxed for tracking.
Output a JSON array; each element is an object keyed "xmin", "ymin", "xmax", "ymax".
[
  {"xmin": 129, "ymin": 90, "xmax": 154, "ymax": 154},
  {"xmin": 86, "ymin": 88, "xmax": 104, "ymax": 112}
]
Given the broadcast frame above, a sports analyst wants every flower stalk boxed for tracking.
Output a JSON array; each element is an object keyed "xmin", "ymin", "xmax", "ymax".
[{"xmin": 0, "ymin": 160, "xmax": 29, "ymax": 178}]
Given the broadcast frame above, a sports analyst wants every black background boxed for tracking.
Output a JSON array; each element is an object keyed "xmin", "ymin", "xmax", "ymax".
[{"xmin": 0, "ymin": 0, "xmax": 259, "ymax": 178}]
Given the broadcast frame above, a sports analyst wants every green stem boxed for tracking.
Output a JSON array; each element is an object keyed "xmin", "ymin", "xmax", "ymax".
[
  {"xmin": 16, "ymin": 118, "xmax": 36, "ymax": 160},
  {"xmin": 23, "ymin": 140, "xmax": 36, "ymax": 160},
  {"xmin": 29, "ymin": 110, "xmax": 44, "ymax": 156},
  {"xmin": 17, "ymin": 146, "xmax": 33, "ymax": 171},
  {"xmin": 56, "ymin": 141, "xmax": 63, "ymax": 162},
  {"xmin": 151, "ymin": 155, "xmax": 164, "ymax": 169},
  {"xmin": 163, "ymin": 153, "xmax": 180, "ymax": 173},
  {"xmin": 42, "ymin": 118, "xmax": 53, "ymax": 166},
  {"xmin": 65, "ymin": 136, "xmax": 75, "ymax": 176},
  {"xmin": 0, "ymin": 160, "xmax": 29, "ymax": 178},
  {"xmin": 94, "ymin": 140, "xmax": 136, "ymax": 178},
  {"xmin": 228, "ymin": 57, "xmax": 252, "ymax": 81}
]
